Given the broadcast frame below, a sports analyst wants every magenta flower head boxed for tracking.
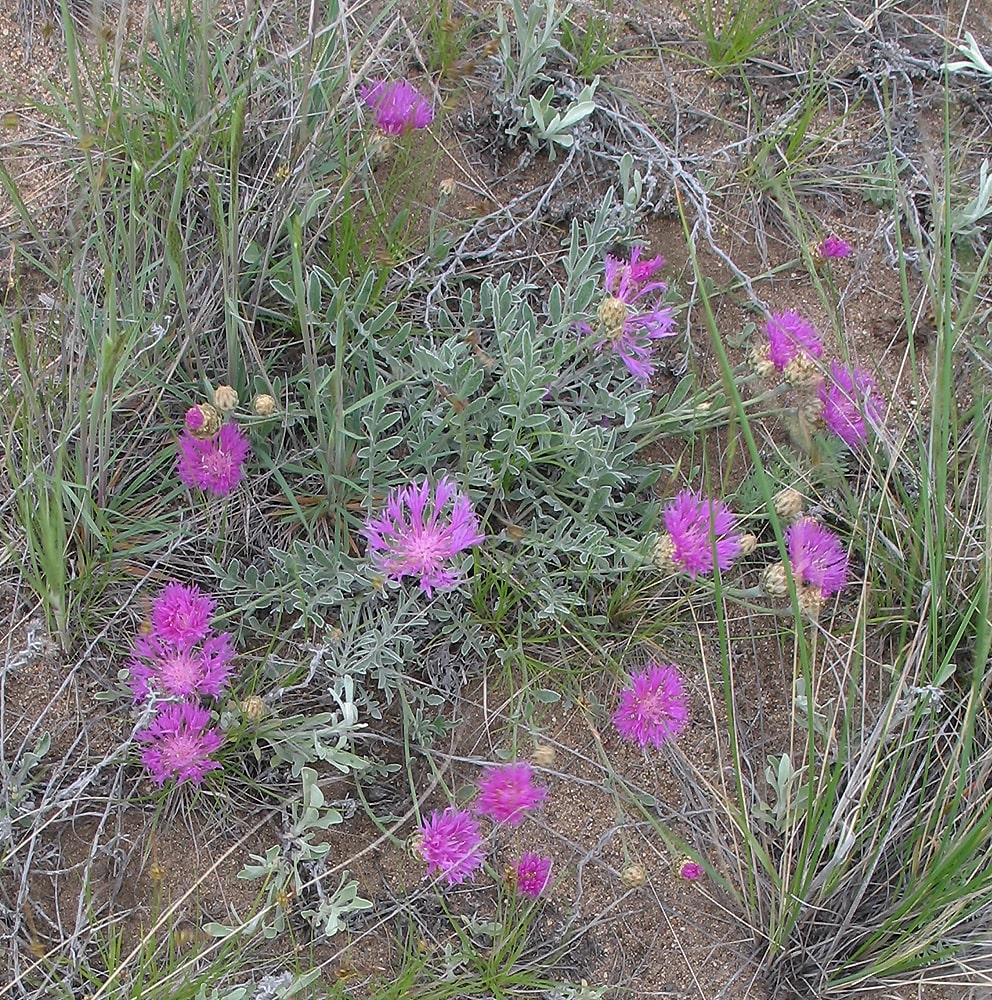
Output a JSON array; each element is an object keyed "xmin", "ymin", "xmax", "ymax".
[
  {"xmin": 786, "ymin": 518, "xmax": 848, "ymax": 597},
  {"xmin": 817, "ymin": 235, "xmax": 852, "ymax": 260},
  {"xmin": 416, "ymin": 807, "xmax": 486, "ymax": 886},
  {"xmin": 136, "ymin": 701, "xmax": 224, "ymax": 786},
  {"xmin": 612, "ymin": 661, "xmax": 689, "ymax": 749},
  {"xmin": 657, "ymin": 489, "xmax": 741, "ymax": 578},
  {"xmin": 176, "ymin": 422, "xmax": 251, "ymax": 496},
  {"xmin": 360, "ymin": 79, "xmax": 434, "ymax": 135},
  {"xmin": 127, "ymin": 631, "xmax": 235, "ymax": 703},
  {"xmin": 765, "ymin": 311, "xmax": 824, "ymax": 371},
  {"xmin": 361, "ymin": 477, "xmax": 485, "ymax": 597},
  {"xmin": 676, "ymin": 857, "xmax": 705, "ymax": 880},
  {"xmin": 515, "ymin": 853, "xmax": 553, "ymax": 899},
  {"xmin": 818, "ymin": 360, "xmax": 881, "ymax": 448},
  {"xmin": 185, "ymin": 406, "xmax": 205, "ymax": 433},
  {"xmin": 476, "ymin": 761, "xmax": 547, "ymax": 826},
  {"xmin": 150, "ymin": 582, "xmax": 217, "ymax": 646},
  {"xmin": 577, "ymin": 245, "xmax": 677, "ymax": 384}
]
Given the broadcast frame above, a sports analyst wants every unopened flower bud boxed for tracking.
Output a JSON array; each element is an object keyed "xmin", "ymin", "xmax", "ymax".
[
  {"xmin": 597, "ymin": 296, "xmax": 628, "ymax": 338},
  {"xmin": 672, "ymin": 855, "xmax": 705, "ymax": 880},
  {"xmin": 213, "ymin": 384, "xmax": 239, "ymax": 413},
  {"xmin": 798, "ymin": 584, "xmax": 825, "ymax": 620},
  {"xmin": 239, "ymin": 695, "xmax": 267, "ymax": 722},
  {"xmin": 748, "ymin": 343, "xmax": 776, "ymax": 378},
  {"xmin": 367, "ymin": 131, "xmax": 396, "ymax": 165},
  {"xmin": 253, "ymin": 393, "xmax": 277, "ymax": 416},
  {"xmin": 185, "ymin": 402, "xmax": 221, "ymax": 439},
  {"xmin": 621, "ymin": 863, "xmax": 647, "ymax": 888},
  {"xmin": 738, "ymin": 533, "xmax": 758, "ymax": 556},
  {"xmin": 532, "ymin": 744, "xmax": 556, "ymax": 767},
  {"xmin": 761, "ymin": 561, "xmax": 790, "ymax": 598},
  {"xmin": 773, "ymin": 488, "xmax": 804, "ymax": 520},
  {"xmin": 651, "ymin": 534, "xmax": 676, "ymax": 574},
  {"xmin": 439, "ymin": 177, "xmax": 456, "ymax": 197},
  {"xmin": 783, "ymin": 353, "xmax": 822, "ymax": 388}
]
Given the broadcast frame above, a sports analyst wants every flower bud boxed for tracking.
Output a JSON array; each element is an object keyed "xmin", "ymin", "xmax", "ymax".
[
  {"xmin": 798, "ymin": 584, "xmax": 825, "ymax": 620},
  {"xmin": 239, "ymin": 695, "xmax": 267, "ymax": 722},
  {"xmin": 748, "ymin": 343, "xmax": 776, "ymax": 378},
  {"xmin": 597, "ymin": 296, "xmax": 628, "ymax": 338},
  {"xmin": 439, "ymin": 177, "xmax": 456, "ymax": 197},
  {"xmin": 651, "ymin": 534, "xmax": 676, "ymax": 574},
  {"xmin": 213, "ymin": 384, "xmax": 239, "ymax": 413},
  {"xmin": 783, "ymin": 353, "xmax": 822, "ymax": 387},
  {"xmin": 532, "ymin": 744, "xmax": 556, "ymax": 767},
  {"xmin": 761, "ymin": 561, "xmax": 789, "ymax": 598},
  {"xmin": 253, "ymin": 393, "xmax": 277, "ymax": 416},
  {"xmin": 738, "ymin": 533, "xmax": 758, "ymax": 556},
  {"xmin": 672, "ymin": 855, "xmax": 705, "ymax": 880},
  {"xmin": 185, "ymin": 402, "xmax": 221, "ymax": 439},
  {"xmin": 773, "ymin": 488, "xmax": 804, "ymax": 520},
  {"xmin": 621, "ymin": 863, "xmax": 647, "ymax": 888}
]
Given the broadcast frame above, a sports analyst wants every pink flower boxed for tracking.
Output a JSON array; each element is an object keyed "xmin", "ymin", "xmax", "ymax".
[
  {"xmin": 176, "ymin": 422, "xmax": 251, "ymax": 496},
  {"xmin": 677, "ymin": 859, "xmax": 705, "ymax": 880},
  {"xmin": 818, "ymin": 360, "xmax": 881, "ymax": 448},
  {"xmin": 817, "ymin": 236, "xmax": 852, "ymax": 260},
  {"xmin": 150, "ymin": 582, "xmax": 216, "ymax": 646},
  {"xmin": 360, "ymin": 79, "xmax": 434, "ymax": 135},
  {"xmin": 137, "ymin": 701, "xmax": 224, "ymax": 785},
  {"xmin": 416, "ymin": 807, "xmax": 486, "ymax": 886},
  {"xmin": 765, "ymin": 311, "xmax": 823, "ymax": 371},
  {"xmin": 515, "ymin": 852, "xmax": 553, "ymax": 898},
  {"xmin": 185, "ymin": 406, "xmax": 205, "ymax": 432},
  {"xmin": 127, "ymin": 631, "xmax": 234, "ymax": 702},
  {"xmin": 361, "ymin": 477, "xmax": 485, "ymax": 597},
  {"xmin": 613, "ymin": 662, "xmax": 689, "ymax": 749},
  {"xmin": 786, "ymin": 518, "xmax": 848, "ymax": 596},
  {"xmin": 577, "ymin": 246, "xmax": 677, "ymax": 384},
  {"xmin": 662, "ymin": 490, "xmax": 741, "ymax": 578},
  {"xmin": 476, "ymin": 762, "xmax": 547, "ymax": 826}
]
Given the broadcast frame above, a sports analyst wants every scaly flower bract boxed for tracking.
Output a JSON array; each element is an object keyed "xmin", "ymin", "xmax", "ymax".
[
  {"xmin": 765, "ymin": 311, "xmax": 824, "ymax": 371},
  {"xmin": 662, "ymin": 490, "xmax": 741, "ymax": 578},
  {"xmin": 128, "ymin": 632, "xmax": 234, "ymax": 702},
  {"xmin": 137, "ymin": 701, "xmax": 224, "ymax": 786},
  {"xmin": 786, "ymin": 518, "xmax": 848, "ymax": 597},
  {"xmin": 515, "ymin": 853, "xmax": 553, "ymax": 898},
  {"xmin": 476, "ymin": 761, "xmax": 547, "ymax": 826},
  {"xmin": 416, "ymin": 807, "xmax": 486, "ymax": 886},
  {"xmin": 360, "ymin": 79, "xmax": 434, "ymax": 135},
  {"xmin": 150, "ymin": 581, "xmax": 216, "ymax": 647},
  {"xmin": 613, "ymin": 662, "xmax": 689, "ymax": 749},
  {"xmin": 817, "ymin": 235, "xmax": 852, "ymax": 260},
  {"xmin": 577, "ymin": 246, "xmax": 676, "ymax": 384},
  {"xmin": 176, "ymin": 422, "xmax": 251, "ymax": 496},
  {"xmin": 818, "ymin": 360, "xmax": 881, "ymax": 448},
  {"xmin": 361, "ymin": 477, "xmax": 484, "ymax": 597}
]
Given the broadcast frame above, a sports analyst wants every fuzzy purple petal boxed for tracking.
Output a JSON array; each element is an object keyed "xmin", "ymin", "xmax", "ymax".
[
  {"xmin": 476, "ymin": 762, "xmax": 547, "ymax": 826},
  {"xmin": 786, "ymin": 518, "xmax": 848, "ymax": 596},
  {"xmin": 417, "ymin": 807, "xmax": 486, "ymax": 885},
  {"xmin": 662, "ymin": 490, "xmax": 741, "ymax": 578},
  {"xmin": 361, "ymin": 79, "xmax": 433, "ymax": 135},
  {"xmin": 136, "ymin": 701, "xmax": 224, "ymax": 786},
  {"xmin": 818, "ymin": 360, "xmax": 881, "ymax": 448},
  {"xmin": 151, "ymin": 582, "xmax": 216, "ymax": 646},
  {"xmin": 515, "ymin": 852, "xmax": 553, "ymax": 898},
  {"xmin": 176, "ymin": 423, "xmax": 250, "ymax": 496},
  {"xmin": 613, "ymin": 662, "xmax": 689, "ymax": 749},
  {"xmin": 765, "ymin": 311, "xmax": 823, "ymax": 370}
]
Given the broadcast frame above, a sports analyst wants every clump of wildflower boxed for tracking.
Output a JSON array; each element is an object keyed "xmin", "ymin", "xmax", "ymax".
[
  {"xmin": 176, "ymin": 422, "xmax": 251, "ymax": 497},
  {"xmin": 816, "ymin": 235, "xmax": 852, "ymax": 261},
  {"xmin": 786, "ymin": 518, "xmax": 848, "ymax": 597},
  {"xmin": 655, "ymin": 490, "xmax": 741, "ymax": 578},
  {"xmin": 476, "ymin": 761, "xmax": 547, "ymax": 826},
  {"xmin": 818, "ymin": 360, "xmax": 881, "ymax": 448},
  {"xmin": 515, "ymin": 853, "xmax": 553, "ymax": 899},
  {"xmin": 361, "ymin": 477, "xmax": 485, "ymax": 597},
  {"xmin": 136, "ymin": 701, "xmax": 224, "ymax": 786},
  {"xmin": 613, "ymin": 662, "xmax": 689, "ymax": 749},
  {"xmin": 673, "ymin": 856, "xmax": 705, "ymax": 880},
  {"xmin": 360, "ymin": 79, "xmax": 434, "ymax": 135},
  {"xmin": 416, "ymin": 807, "xmax": 486, "ymax": 886},
  {"xmin": 765, "ymin": 311, "xmax": 823, "ymax": 372},
  {"xmin": 577, "ymin": 246, "xmax": 677, "ymax": 384}
]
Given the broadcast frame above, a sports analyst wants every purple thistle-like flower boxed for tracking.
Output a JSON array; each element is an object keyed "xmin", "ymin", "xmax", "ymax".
[
  {"xmin": 416, "ymin": 807, "xmax": 486, "ymax": 886},
  {"xmin": 677, "ymin": 859, "xmax": 705, "ymax": 880},
  {"xmin": 662, "ymin": 490, "xmax": 741, "ymax": 578},
  {"xmin": 176, "ymin": 422, "xmax": 251, "ymax": 496},
  {"xmin": 150, "ymin": 582, "xmax": 217, "ymax": 647},
  {"xmin": 765, "ymin": 311, "xmax": 824, "ymax": 371},
  {"xmin": 818, "ymin": 360, "xmax": 881, "ymax": 448},
  {"xmin": 185, "ymin": 406, "xmax": 205, "ymax": 432},
  {"xmin": 612, "ymin": 662, "xmax": 689, "ymax": 749},
  {"xmin": 786, "ymin": 518, "xmax": 848, "ymax": 597},
  {"xmin": 476, "ymin": 761, "xmax": 547, "ymax": 827},
  {"xmin": 128, "ymin": 631, "xmax": 235, "ymax": 703},
  {"xmin": 577, "ymin": 246, "xmax": 677, "ymax": 384},
  {"xmin": 817, "ymin": 235, "xmax": 852, "ymax": 260},
  {"xmin": 362, "ymin": 477, "xmax": 485, "ymax": 597},
  {"xmin": 360, "ymin": 79, "xmax": 434, "ymax": 135},
  {"xmin": 137, "ymin": 701, "xmax": 224, "ymax": 786},
  {"xmin": 515, "ymin": 852, "xmax": 553, "ymax": 899}
]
